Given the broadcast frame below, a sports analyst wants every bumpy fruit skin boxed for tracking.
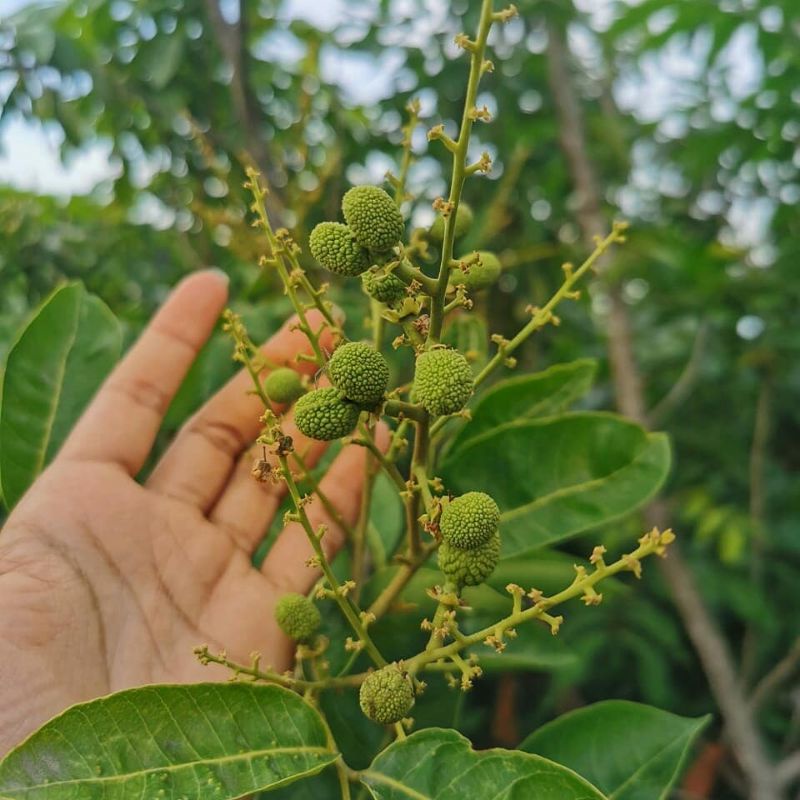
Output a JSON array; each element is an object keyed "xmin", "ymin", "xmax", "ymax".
[
  {"xmin": 441, "ymin": 492, "xmax": 500, "ymax": 549},
  {"xmin": 359, "ymin": 665, "xmax": 415, "ymax": 724},
  {"xmin": 342, "ymin": 185, "xmax": 404, "ymax": 253},
  {"xmin": 362, "ymin": 270, "xmax": 407, "ymax": 306},
  {"xmin": 264, "ymin": 367, "xmax": 305, "ymax": 405},
  {"xmin": 309, "ymin": 222, "xmax": 371, "ymax": 276},
  {"xmin": 328, "ymin": 341, "xmax": 389, "ymax": 407},
  {"xmin": 428, "ymin": 203, "xmax": 474, "ymax": 242},
  {"xmin": 294, "ymin": 387, "xmax": 360, "ymax": 441},
  {"xmin": 450, "ymin": 251, "xmax": 502, "ymax": 292},
  {"xmin": 274, "ymin": 593, "xmax": 321, "ymax": 642},
  {"xmin": 438, "ymin": 531, "xmax": 501, "ymax": 587},
  {"xmin": 413, "ymin": 348, "xmax": 474, "ymax": 416}
]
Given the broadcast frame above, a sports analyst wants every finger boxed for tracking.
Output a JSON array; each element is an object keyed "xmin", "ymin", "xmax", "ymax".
[
  {"xmin": 261, "ymin": 424, "xmax": 390, "ymax": 595},
  {"xmin": 208, "ymin": 415, "xmax": 330, "ymax": 552},
  {"xmin": 146, "ymin": 310, "xmax": 338, "ymax": 510},
  {"xmin": 59, "ymin": 270, "xmax": 229, "ymax": 475}
]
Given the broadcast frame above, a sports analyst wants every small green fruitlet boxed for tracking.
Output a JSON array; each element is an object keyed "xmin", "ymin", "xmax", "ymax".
[
  {"xmin": 428, "ymin": 202, "xmax": 474, "ymax": 242},
  {"xmin": 438, "ymin": 531, "xmax": 501, "ymax": 588},
  {"xmin": 362, "ymin": 269, "xmax": 407, "ymax": 306},
  {"xmin": 441, "ymin": 491, "xmax": 500, "ymax": 549},
  {"xmin": 294, "ymin": 387, "xmax": 361, "ymax": 441},
  {"xmin": 359, "ymin": 664, "xmax": 415, "ymax": 724},
  {"xmin": 450, "ymin": 250, "xmax": 502, "ymax": 292},
  {"xmin": 328, "ymin": 341, "xmax": 390, "ymax": 408},
  {"xmin": 274, "ymin": 593, "xmax": 321, "ymax": 642},
  {"xmin": 309, "ymin": 221, "xmax": 371, "ymax": 276},
  {"xmin": 264, "ymin": 367, "xmax": 305, "ymax": 405},
  {"xmin": 413, "ymin": 347, "xmax": 474, "ymax": 416},
  {"xmin": 342, "ymin": 185, "xmax": 405, "ymax": 253}
]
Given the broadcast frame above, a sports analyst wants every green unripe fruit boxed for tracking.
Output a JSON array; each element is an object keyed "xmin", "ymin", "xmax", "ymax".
[
  {"xmin": 264, "ymin": 367, "xmax": 305, "ymax": 405},
  {"xmin": 449, "ymin": 251, "xmax": 502, "ymax": 292},
  {"xmin": 359, "ymin": 664, "xmax": 415, "ymax": 724},
  {"xmin": 428, "ymin": 203, "xmax": 474, "ymax": 242},
  {"xmin": 294, "ymin": 387, "xmax": 361, "ymax": 441},
  {"xmin": 309, "ymin": 221, "xmax": 371, "ymax": 276},
  {"xmin": 441, "ymin": 492, "xmax": 500, "ymax": 550},
  {"xmin": 328, "ymin": 341, "xmax": 390, "ymax": 407},
  {"xmin": 274, "ymin": 593, "xmax": 321, "ymax": 642},
  {"xmin": 342, "ymin": 185, "xmax": 404, "ymax": 253},
  {"xmin": 438, "ymin": 531, "xmax": 501, "ymax": 588},
  {"xmin": 413, "ymin": 348, "xmax": 474, "ymax": 417},
  {"xmin": 362, "ymin": 270, "xmax": 407, "ymax": 306}
]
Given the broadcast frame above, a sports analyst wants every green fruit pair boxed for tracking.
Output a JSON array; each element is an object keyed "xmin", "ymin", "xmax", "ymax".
[
  {"xmin": 309, "ymin": 185, "xmax": 404, "ymax": 277},
  {"xmin": 294, "ymin": 342, "xmax": 389, "ymax": 441},
  {"xmin": 438, "ymin": 492, "xmax": 501, "ymax": 588}
]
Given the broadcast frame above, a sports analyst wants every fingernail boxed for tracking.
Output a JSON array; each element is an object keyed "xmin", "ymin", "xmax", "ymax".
[{"xmin": 206, "ymin": 267, "xmax": 230, "ymax": 285}]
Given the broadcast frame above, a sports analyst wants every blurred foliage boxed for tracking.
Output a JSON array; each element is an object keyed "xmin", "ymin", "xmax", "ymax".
[{"xmin": 1, "ymin": 0, "xmax": 799, "ymax": 795}]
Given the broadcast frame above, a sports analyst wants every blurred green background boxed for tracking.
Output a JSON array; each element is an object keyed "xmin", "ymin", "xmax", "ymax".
[{"xmin": 1, "ymin": 0, "xmax": 798, "ymax": 796}]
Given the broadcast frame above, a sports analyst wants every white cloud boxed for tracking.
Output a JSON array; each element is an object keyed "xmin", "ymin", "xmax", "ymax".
[{"xmin": 0, "ymin": 114, "xmax": 118, "ymax": 195}]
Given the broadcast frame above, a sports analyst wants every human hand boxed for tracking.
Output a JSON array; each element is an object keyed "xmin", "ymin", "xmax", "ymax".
[{"xmin": 0, "ymin": 271, "xmax": 380, "ymax": 753}]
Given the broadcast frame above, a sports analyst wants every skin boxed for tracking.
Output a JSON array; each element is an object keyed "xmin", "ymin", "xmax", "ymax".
[{"xmin": 0, "ymin": 271, "xmax": 385, "ymax": 755}]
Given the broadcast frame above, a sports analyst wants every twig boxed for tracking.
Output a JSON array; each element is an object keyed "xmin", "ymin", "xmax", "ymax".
[
  {"xmin": 741, "ymin": 376, "xmax": 772, "ymax": 684},
  {"xmin": 194, "ymin": 646, "xmax": 364, "ymax": 689},
  {"xmin": 776, "ymin": 752, "xmax": 800, "ymax": 790},
  {"xmin": 750, "ymin": 637, "xmax": 800, "ymax": 714},
  {"xmin": 405, "ymin": 529, "xmax": 675, "ymax": 673},
  {"xmin": 647, "ymin": 320, "xmax": 710, "ymax": 427},
  {"xmin": 292, "ymin": 449, "xmax": 356, "ymax": 544}
]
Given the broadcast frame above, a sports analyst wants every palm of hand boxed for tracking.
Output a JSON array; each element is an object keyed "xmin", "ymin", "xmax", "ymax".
[{"xmin": 0, "ymin": 272, "xmax": 371, "ymax": 752}]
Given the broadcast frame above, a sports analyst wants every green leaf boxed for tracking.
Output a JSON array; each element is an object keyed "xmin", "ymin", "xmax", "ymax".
[
  {"xmin": 360, "ymin": 728, "xmax": 607, "ymax": 799},
  {"xmin": 448, "ymin": 359, "xmax": 597, "ymax": 453},
  {"xmin": 441, "ymin": 412, "xmax": 671, "ymax": 556},
  {"xmin": 0, "ymin": 683, "xmax": 338, "ymax": 799},
  {"xmin": 0, "ymin": 283, "xmax": 122, "ymax": 509},
  {"xmin": 520, "ymin": 701, "xmax": 710, "ymax": 800}
]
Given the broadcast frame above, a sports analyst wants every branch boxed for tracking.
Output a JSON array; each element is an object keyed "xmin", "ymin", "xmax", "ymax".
[
  {"xmin": 749, "ymin": 636, "xmax": 800, "ymax": 714},
  {"xmin": 647, "ymin": 320, "xmax": 710, "ymax": 427},
  {"xmin": 741, "ymin": 376, "xmax": 773, "ymax": 684},
  {"xmin": 203, "ymin": 0, "xmax": 282, "ymax": 218},
  {"xmin": 776, "ymin": 751, "xmax": 800, "ymax": 790},
  {"xmin": 405, "ymin": 529, "xmax": 675, "ymax": 674}
]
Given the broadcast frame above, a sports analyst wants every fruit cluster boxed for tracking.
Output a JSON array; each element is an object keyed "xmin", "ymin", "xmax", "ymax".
[{"xmin": 270, "ymin": 183, "xmax": 508, "ymax": 725}]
